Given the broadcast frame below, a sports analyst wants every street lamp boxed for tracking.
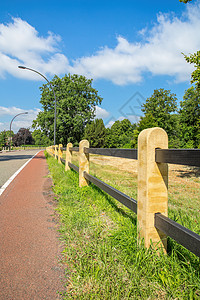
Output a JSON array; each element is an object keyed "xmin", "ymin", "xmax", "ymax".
[
  {"xmin": 18, "ymin": 66, "xmax": 57, "ymax": 145},
  {"xmin": 9, "ymin": 112, "xmax": 28, "ymax": 151}
]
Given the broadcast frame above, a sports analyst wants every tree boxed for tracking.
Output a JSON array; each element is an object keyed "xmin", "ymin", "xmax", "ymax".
[
  {"xmin": 0, "ymin": 131, "xmax": 8, "ymax": 148},
  {"xmin": 0, "ymin": 130, "xmax": 14, "ymax": 148},
  {"xmin": 105, "ymin": 119, "xmax": 136, "ymax": 148},
  {"xmin": 32, "ymin": 74, "xmax": 102, "ymax": 145},
  {"xmin": 183, "ymin": 51, "xmax": 200, "ymax": 91},
  {"xmin": 12, "ymin": 128, "xmax": 33, "ymax": 146},
  {"xmin": 32, "ymin": 129, "xmax": 52, "ymax": 146},
  {"xmin": 179, "ymin": 86, "xmax": 200, "ymax": 148},
  {"xmin": 84, "ymin": 119, "xmax": 106, "ymax": 148},
  {"xmin": 136, "ymin": 89, "xmax": 179, "ymax": 147}
]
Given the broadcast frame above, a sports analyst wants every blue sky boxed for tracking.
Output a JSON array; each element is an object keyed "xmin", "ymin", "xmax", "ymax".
[{"xmin": 0, "ymin": 0, "xmax": 199, "ymax": 132}]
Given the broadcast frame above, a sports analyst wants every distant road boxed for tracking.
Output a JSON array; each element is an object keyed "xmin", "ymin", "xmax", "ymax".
[{"xmin": 0, "ymin": 150, "xmax": 40, "ymax": 188}]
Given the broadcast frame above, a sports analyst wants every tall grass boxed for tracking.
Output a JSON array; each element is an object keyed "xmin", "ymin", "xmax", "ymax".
[{"xmin": 46, "ymin": 154, "xmax": 200, "ymax": 299}]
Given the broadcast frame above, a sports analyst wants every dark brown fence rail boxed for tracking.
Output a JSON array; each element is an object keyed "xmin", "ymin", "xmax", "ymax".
[
  {"xmin": 68, "ymin": 161, "xmax": 79, "ymax": 173},
  {"xmin": 69, "ymin": 147, "xmax": 79, "ymax": 152},
  {"xmin": 155, "ymin": 213, "xmax": 200, "ymax": 257},
  {"xmin": 155, "ymin": 149, "xmax": 200, "ymax": 167},
  {"xmin": 84, "ymin": 171, "xmax": 137, "ymax": 213},
  {"xmin": 60, "ymin": 157, "xmax": 65, "ymax": 164},
  {"xmin": 84, "ymin": 148, "xmax": 138, "ymax": 159}
]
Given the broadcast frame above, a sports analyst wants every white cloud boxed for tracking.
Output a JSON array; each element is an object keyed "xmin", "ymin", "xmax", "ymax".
[
  {"xmin": 1, "ymin": 4, "xmax": 200, "ymax": 85},
  {"xmin": 0, "ymin": 106, "xmax": 40, "ymax": 132},
  {"xmin": 0, "ymin": 17, "xmax": 69, "ymax": 80},
  {"xmin": 68, "ymin": 3, "xmax": 200, "ymax": 85},
  {"xmin": 94, "ymin": 106, "xmax": 110, "ymax": 119},
  {"xmin": 105, "ymin": 119, "xmax": 115, "ymax": 128},
  {"xmin": 0, "ymin": 106, "xmax": 23, "ymax": 116}
]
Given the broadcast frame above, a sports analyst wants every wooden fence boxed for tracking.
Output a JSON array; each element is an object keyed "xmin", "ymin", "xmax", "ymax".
[{"xmin": 46, "ymin": 127, "xmax": 200, "ymax": 257}]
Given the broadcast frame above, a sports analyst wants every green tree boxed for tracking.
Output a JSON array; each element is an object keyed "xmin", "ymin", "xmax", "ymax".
[
  {"xmin": 0, "ymin": 130, "xmax": 14, "ymax": 148},
  {"xmin": 105, "ymin": 119, "xmax": 136, "ymax": 148},
  {"xmin": 130, "ymin": 128, "xmax": 140, "ymax": 148},
  {"xmin": 183, "ymin": 51, "xmax": 200, "ymax": 90},
  {"xmin": 179, "ymin": 86, "xmax": 200, "ymax": 148},
  {"xmin": 136, "ymin": 89, "xmax": 180, "ymax": 147},
  {"xmin": 0, "ymin": 131, "xmax": 8, "ymax": 148},
  {"xmin": 104, "ymin": 127, "xmax": 116, "ymax": 148},
  {"xmin": 84, "ymin": 119, "xmax": 106, "ymax": 148},
  {"xmin": 33, "ymin": 74, "xmax": 102, "ymax": 145},
  {"xmin": 32, "ymin": 129, "xmax": 52, "ymax": 146}
]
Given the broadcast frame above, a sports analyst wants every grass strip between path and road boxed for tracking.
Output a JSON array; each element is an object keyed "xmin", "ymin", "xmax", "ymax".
[{"xmin": 45, "ymin": 153, "xmax": 200, "ymax": 299}]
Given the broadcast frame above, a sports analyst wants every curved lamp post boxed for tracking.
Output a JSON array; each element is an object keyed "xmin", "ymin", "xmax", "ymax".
[
  {"xmin": 9, "ymin": 112, "xmax": 28, "ymax": 151},
  {"xmin": 18, "ymin": 66, "xmax": 57, "ymax": 145}
]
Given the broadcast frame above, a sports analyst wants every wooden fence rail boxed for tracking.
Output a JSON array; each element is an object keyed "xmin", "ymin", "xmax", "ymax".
[{"xmin": 46, "ymin": 127, "xmax": 200, "ymax": 257}]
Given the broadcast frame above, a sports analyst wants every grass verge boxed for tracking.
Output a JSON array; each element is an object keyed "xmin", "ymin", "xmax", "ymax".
[{"xmin": 46, "ymin": 153, "xmax": 200, "ymax": 299}]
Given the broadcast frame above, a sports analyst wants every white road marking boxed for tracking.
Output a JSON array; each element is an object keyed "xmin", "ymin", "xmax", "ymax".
[{"xmin": 0, "ymin": 151, "xmax": 41, "ymax": 196}]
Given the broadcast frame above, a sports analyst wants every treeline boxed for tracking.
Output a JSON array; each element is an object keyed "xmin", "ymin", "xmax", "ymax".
[
  {"xmin": 84, "ymin": 118, "xmax": 136, "ymax": 148},
  {"xmin": 84, "ymin": 86, "xmax": 200, "ymax": 149},
  {"xmin": 2, "ymin": 84, "xmax": 199, "ymax": 150},
  {"xmin": 0, "ymin": 128, "xmax": 52, "ymax": 149}
]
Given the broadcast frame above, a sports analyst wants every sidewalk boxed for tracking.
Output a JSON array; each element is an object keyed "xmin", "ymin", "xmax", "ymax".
[{"xmin": 0, "ymin": 151, "xmax": 64, "ymax": 299}]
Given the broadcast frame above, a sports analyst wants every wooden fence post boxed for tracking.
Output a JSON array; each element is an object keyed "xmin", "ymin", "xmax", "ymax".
[
  {"xmin": 65, "ymin": 143, "xmax": 73, "ymax": 171},
  {"xmin": 54, "ymin": 145, "xmax": 58, "ymax": 160},
  {"xmin": 137, "ymin": 127, "xmax": 168, "ymax": 253},
  {"xmin": 58, "ymin": 144, "xmax": 63, "ymax": 164},
  {"xmin": 79, "ymin": 140, "xmax": 89, "ymax": 187}
]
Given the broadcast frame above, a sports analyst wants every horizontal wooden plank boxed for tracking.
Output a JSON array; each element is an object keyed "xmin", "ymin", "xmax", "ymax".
[
  {"xmin": 155, "ymin": 149, "xmax": 200, "ymax": 167},
  {"xmin": 69, "ymin": 147, "xmax": 79, "ymax": 152},
  {"xmin": 155, "ymin": 213, "xmax": 200, "ymax": 257},
  {"xmin": 84, "ymin": 148, "xmax": 138, "ymax": 160},
  {"xmin": 60, "ymin": 157, "xmax": 66, "ymax": 164},
  {"xmin": 84, "ymin": 172, "xmax": 137, "ymax": 213},
  {"xmin": 68, "ymin": 162, "xmax": 79, "ymax": 172}
]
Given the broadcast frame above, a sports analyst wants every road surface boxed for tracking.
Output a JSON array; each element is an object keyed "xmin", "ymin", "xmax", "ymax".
[
  {"xmin": 0, "ymin": 150, "xmax": 65, "ymax": 299},
  {"xmin": 0, "ymin": 150, "xmax": 39, "ymax": 188}
]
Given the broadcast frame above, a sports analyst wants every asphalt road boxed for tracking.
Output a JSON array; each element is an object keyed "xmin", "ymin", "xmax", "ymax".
[
  {"xmin": 0, "ymin": 151, "xmax": 64, "ymax": 298},
  {"xmin": 0, "ymin": 150, "xmax": 40, "ymax": 188}
]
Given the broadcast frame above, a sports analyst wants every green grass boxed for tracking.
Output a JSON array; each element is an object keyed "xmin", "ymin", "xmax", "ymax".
[{"xmin": 46, "ymin": 154, "xmax": 200, "ymax": 299}]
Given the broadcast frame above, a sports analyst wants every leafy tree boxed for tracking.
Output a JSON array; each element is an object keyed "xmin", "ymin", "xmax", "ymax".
[
  {"xmin": 111, "ymin": 119, "xmax": 134, "ymax": 136},
  {"xmin": 130, "ymin": 128, "xmax": 140, "ymax": 148},
  {"xmin": 105, "ymin": 119, "xmax": 136, "ymax": 148},
  {"xmin": 32, "ymin": 129, "xmax": 52, "ymax": 146},
  {"xmin": 0, "ymin": 131, "xmax": 8, "ymax": 147},
  {"xmin": 179, "ymin": 86, "xmax": 200, "ymax": 148},
  {"xmin": 104, "ymin": 128, "xmax": 116, "ymax": 148},
  {"xmin": 183, "ymin": 51, "xmax": 200, "ymax": 90},
  {"xmin": 33, "ymin": 74, "xmax": 102, "ymax": 145},
  {"xmin": 84, "ymin": 119, "xmax": 106, "ymax": 148},
  {"xmin": 0, "ymin": 130, "xmax": 14, "ymax": 148},
  {"xmin": 136, "ymin": 88, "xmax": 179, "ymax": 147},
  {"xmin": 13, "ymin": 128, "xmax": 33, "ymax": 146}
]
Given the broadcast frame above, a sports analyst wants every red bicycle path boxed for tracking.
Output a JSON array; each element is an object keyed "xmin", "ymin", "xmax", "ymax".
[{"xmin": 0, "ymin": 151, "xmax": 65, "ymax": 299}]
